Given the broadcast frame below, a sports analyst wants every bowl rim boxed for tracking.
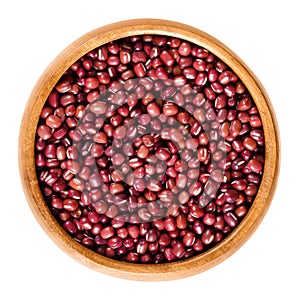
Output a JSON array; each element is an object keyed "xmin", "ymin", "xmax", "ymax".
[{"xmin": 19, "ymin": 18, "xmax": 280, "ymax": 281}]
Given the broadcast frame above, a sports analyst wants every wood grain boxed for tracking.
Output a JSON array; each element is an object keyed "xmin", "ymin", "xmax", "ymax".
[{"xmin": 18, "ymin": 19, "xmax": 280, "ymax": 281}]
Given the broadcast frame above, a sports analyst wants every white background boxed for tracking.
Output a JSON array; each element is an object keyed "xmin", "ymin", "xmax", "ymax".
[{"xmin": 1, "ymin": 0, "xmax": 298, "ymax": 299}]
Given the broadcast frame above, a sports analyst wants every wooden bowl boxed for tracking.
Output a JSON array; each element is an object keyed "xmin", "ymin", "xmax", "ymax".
[{"xmin": 19, "ymin": 19, "xmax": 280, "ymax": 281}]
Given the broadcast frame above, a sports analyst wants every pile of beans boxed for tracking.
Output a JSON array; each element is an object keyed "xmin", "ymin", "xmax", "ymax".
[{"xmin": 35, "ymin": 35, "xmax": 265, "ymax": 263}]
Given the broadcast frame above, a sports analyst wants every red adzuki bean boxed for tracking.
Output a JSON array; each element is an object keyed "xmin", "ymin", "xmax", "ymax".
[{"xmin": 35, "ymin": 34, "xmax": 265, "ymax": 264}]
